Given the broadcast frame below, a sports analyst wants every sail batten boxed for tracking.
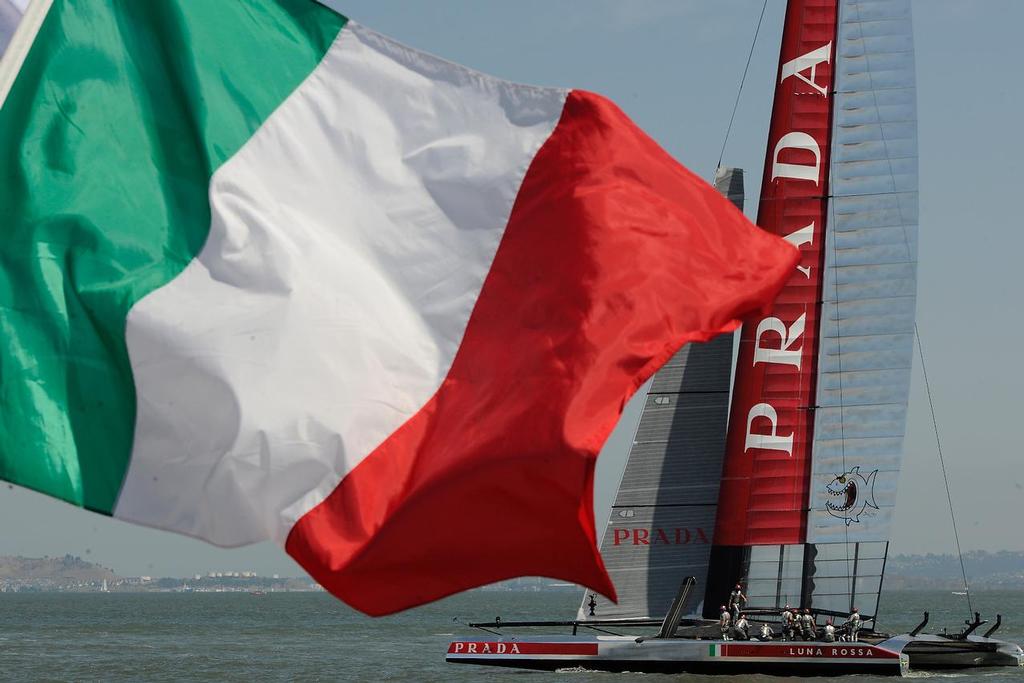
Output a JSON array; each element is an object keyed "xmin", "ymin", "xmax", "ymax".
[{"xmin": 807, "ymin": 0, "xmax": 917, "ymax": 552}]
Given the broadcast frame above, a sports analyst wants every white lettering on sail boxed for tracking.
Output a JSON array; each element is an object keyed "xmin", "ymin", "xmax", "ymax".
[
  {"xmin": 783, "ymin": 222, "xmax": 814, "ymax": 278},
  {"xmin": 753, "ymin": 313, "xmax": 806, "ymax": 369},
  {"xmin": 744, "ymin": 403, "xmax": 794, "ymax": 455},
  {"xmin": 772, "ymin": 132, "xmax": 821, "ymax": 184},
  {"xmin": 779, "ymin": 43, "xmax": 832, "ymax": 96}
]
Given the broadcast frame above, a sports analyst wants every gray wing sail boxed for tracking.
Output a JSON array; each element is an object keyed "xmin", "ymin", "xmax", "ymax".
[
  {"xmin": 804, "ymin": 0, "xmax": 917, "ymax": 622},
  {"xmin": 579, "ymin": 168, "xmax": 743, "ymax": 620}
]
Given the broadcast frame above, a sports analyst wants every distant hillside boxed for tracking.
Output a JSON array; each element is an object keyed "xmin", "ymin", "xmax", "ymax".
[
  {"xmin": 885, "ymin": 551, "xmax": 1024, "ymax": 590},
  {"xmin": 0, "ymin": 554, "xmax": 119, "ymax": 588}
]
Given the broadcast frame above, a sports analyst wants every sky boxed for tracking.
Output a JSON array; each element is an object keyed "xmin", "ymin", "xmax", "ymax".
[{"xmin": 0, "ymin": 0, "xmax": 1021, "ymax": 579}]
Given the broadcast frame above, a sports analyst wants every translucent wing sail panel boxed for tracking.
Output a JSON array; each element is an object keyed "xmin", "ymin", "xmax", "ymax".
[{"xmin": 805, "ymin": 0, "xmax": 917, "ymax": 624}]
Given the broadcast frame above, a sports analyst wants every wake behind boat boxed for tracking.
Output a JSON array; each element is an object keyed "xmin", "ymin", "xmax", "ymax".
[{"xmin": 447, "ymin": 0, "xmax": 1023, "ymax": 675}]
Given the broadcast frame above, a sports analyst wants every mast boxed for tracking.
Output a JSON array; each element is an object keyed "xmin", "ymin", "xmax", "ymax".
[
  {"xmin": 706, "ymin": 0, "xmax": 917, "ymax": 627},
  {"xmin": 580, "ymin": 168, "xmax": 744, "ymax": 620}
]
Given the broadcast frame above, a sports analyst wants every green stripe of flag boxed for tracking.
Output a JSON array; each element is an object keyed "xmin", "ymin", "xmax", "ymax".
[{"xmin": 0, "ymin": 0, "xmax": 346, "ymax": 511}]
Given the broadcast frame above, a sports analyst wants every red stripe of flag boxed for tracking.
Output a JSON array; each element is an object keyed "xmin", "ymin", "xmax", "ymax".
[{"xmin": 286, "ymin": 90, "xmax": 799, "ymax": 615}]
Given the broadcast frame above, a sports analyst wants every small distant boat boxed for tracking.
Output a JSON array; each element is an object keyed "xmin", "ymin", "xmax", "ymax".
[
  {"xmin": 952, "ymin": 592, "xmax": 968, "ymax": 596},
  {"xmin": 249, "ymin": 590, "xmax": 266, "ymax": 596}
]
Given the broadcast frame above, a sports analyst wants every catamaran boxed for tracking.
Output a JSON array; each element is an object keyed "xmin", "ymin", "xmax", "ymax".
[{"xmin": 447, "ymin": 0, "xmax": 1023, "ymax": 675}]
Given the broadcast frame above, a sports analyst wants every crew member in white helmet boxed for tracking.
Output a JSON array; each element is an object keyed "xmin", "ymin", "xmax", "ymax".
[
  {"xmin": 719, "ymin": 605, "xmax": 732, "ymax": 641},
  {"xmin": 728, "ymin": 583, "xmax": 747, "ymax": 622},
  {"xmin": 781, "ymin": 604, "xmax": 796, "ymax": 641},
  {"xmin": 799, "ymin": 608, "xmax": 815, "ymax": 641},
  {"xmin": 758, "ymin": 621, "xmax": 774, "ymax": 641},
  {"xmin": 846, "ymin": 608, "xmax": 862, "ymax": 642},
  {"xmin": 735, "ymin": 614, "xmax": 750, "ymax": 641}
]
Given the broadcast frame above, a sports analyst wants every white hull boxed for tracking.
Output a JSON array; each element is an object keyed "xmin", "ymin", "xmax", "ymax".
[{"xmin": 447, "ymin": 635, "xmax": 911, "ymax": 676}]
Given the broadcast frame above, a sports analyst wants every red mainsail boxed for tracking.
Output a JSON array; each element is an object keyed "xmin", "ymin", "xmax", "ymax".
[{"xmin": 713, "ymin": 0, "xmax": 838, "ymax": 546}]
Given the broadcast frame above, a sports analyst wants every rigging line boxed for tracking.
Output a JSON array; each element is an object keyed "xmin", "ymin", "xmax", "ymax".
[
  {"xmin": 828, "ymin": 151, "xmax": 854, "ymax": 602},
  {"xmin": 715, "ymin": 0, "xmax": 768, "ymax": 173},
  {"xmin": 914, "ymin": 325, "xmax": 974, "ymax": 616},
  {"xmin": 827, "ymin": 1, "xmax": 853, "ymax": 605}
]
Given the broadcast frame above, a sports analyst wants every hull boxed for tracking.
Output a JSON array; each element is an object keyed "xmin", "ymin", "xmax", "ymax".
[
  {"xmin": 446, "ymin": 635, "xmax": 910, "ymax": 676},
  {"xmin": 904, "ymin": 635, "xmax": 1024, "ymax": 670}
]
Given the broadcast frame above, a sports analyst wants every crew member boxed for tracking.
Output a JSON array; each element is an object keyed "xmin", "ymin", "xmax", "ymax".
[
  {"xmin": 800, "ymin": 608, "xmax": 816, "ymax": 641},
  {"xmin": 719, "ymin": 605, "xmax": 732, "ymax": 640},
  {"xmin": 781, "ymin": 604, "xmax": 796, "ymax": 641},
  {"xmin": 846, "ymin": 608, "xmax": 862, "ymax": 642},
  {"xmin": 758, "ymin": 622, "xmax": 774, "ymax": 642},
  {"xmin": 824, "ymin": 619, "xmax": 836, "ymax": 643},
  {"xmin": 735, "ymin": 613, "xmax": 750, "ymax": 641},
  {"xmin": 728, "ymin": 583, "xmax": 747, "ymax": 622}
]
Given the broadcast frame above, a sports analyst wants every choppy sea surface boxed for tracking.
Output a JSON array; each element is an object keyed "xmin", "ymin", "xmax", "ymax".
[{"xmin": 1, "ymin": 589, "xmax": 1022, "ymax": 682}]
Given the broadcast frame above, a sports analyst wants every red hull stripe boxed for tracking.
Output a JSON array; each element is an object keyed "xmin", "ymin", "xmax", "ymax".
[
  {"xmin": 285, "ymin": 90, "xmax": 799, "ymax": 615},
  {"xmin": 447, "ymin": 642, "xmax": 598, "ymax": 656}
]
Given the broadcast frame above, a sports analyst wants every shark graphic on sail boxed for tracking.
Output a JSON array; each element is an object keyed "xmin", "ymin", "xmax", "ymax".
[{"xmin": 825, "ymin": 467, "xmax": 879, "ymax": 526}]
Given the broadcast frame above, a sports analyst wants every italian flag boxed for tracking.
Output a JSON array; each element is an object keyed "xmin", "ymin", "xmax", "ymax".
[{"xmin": 0, "ymin": 0, "xmax": 797, "ymax": 614}]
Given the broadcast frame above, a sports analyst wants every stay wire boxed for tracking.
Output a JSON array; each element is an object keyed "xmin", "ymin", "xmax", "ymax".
[
  {"xmin": 827, "ymin": 181, "xmax": 854, "ymax": 609},
  {"xmin": 715, "ymin": 0, "xmax": 769, "ymax": 173},
  {"xmin": 710, "ymin": 0, "xmax": 768, "ymax": 606},
  {"xmin": 914, "ymin": 325, "xmax": 973, "ymax": 616}
]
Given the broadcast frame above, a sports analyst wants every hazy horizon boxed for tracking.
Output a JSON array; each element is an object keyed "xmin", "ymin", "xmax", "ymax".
[{"xmin": 1, "ymin": 1, "xmax": 1021, "ymax": 579}]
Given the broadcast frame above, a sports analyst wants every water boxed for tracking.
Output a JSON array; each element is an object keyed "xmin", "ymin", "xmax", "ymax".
[{"xmin": 0, "ymin": 590, "xmax": 1022, "ymax": 681}]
